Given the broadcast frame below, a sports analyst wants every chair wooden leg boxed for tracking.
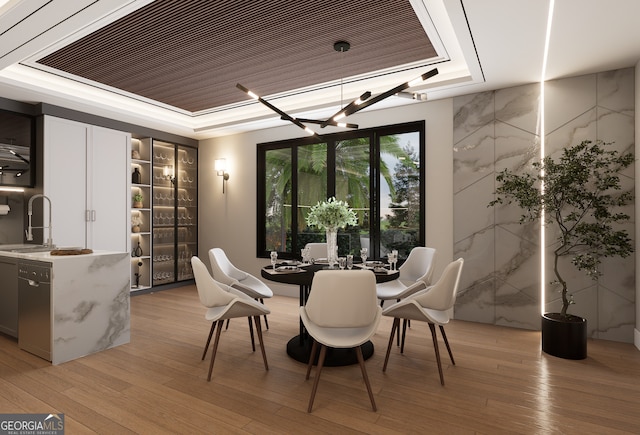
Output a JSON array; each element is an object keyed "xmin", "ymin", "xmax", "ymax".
[
  {"xmin": 254, "ymin": 316, "xmax": 269, "ymax": 371},
  {"xmin": 356, "ymin": 346, "xmax": 377, "ymax": 412},
  {"xmin": 247, "ymin": 316, "xmax": 255, "ymax": 352},
  {"xmin": 225, "ymin": 318, "xmax": 230, "ymax": 330},
  {"xmin": 383, "ymin": 317, "xmax": 400, "ymax": 372},
  {"xmin": 401, "ymin": 318, "xmax": 408, "ymax": 353},
  {"xmin": 396, "ymin": 299, "xmax": 401, "ymax": 346},
  {"xmin": 307, "ymin": 345, "xmax": 327, "ymax": 413},
  {"xmin": 202, "ymin": 321, "xmax": 217, "ymax": 360},
  {"xmin": 439, "ymin": 325, "xmax": 455, "ymax": 365},
  {"xmin": 429, "ymin": 323, "xmax": 445, "ymax": 386},
  {"xmin": 306, "ymin": 339, "xmax": 319, "ymax": 380},
  {"xmin": 259, "ymin": 298, "xmax": 269, "ymax": 330},
  {"xmin": 207, "ymin": 321, "xmax": 224, "ymax": 381}
]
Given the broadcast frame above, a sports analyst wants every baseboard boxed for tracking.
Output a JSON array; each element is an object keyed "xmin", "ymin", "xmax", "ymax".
[{"xmin": 635, "ymin": 328, "xmax": 640, "ymax": 351}]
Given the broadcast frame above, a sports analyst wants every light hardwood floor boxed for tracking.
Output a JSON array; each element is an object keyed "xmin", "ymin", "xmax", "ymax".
[{"xmin": 1, "ymin": 285, "xmax": 639, "ymax": 434}]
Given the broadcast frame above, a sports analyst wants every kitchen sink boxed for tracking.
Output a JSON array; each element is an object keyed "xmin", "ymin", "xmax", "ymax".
[
  {"xmin": 11, "ymin": 247, "xmax": 53, "ymax": 253},
  {"xmin": 0, "ymin": 244, "xmax": 53, "ymax": 253}
]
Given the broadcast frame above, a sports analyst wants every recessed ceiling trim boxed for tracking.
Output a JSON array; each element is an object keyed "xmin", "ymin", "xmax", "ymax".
[
  {"xmin": 29, "ymin": 0, "xmax": 439, "ymax": 113},
  {"xmin": 410, "ymin": 0, "xmax": 450, "ymax": 60},
  {"xmin": 18, "ymin": 0, "xmax": 153, "ymax": 61},
  {"xmin": 0, "ymin": 0, "xmax": 486, "ymax": 139},
  {"xmin": 19, "ymin": 62, "xmax": 195, "ymax": 116},
  {"xmin": 433, "ymin": 0, "xmax": 484, "ymax": 86},
  {"xmin": 0, "ymin": 0, "xmax": 49, "ymax": 38},
  {"xmin": 0, "ymin": 0, "xmax": 81, "ymax": 63},
  {"xmin": 0, "ymin": 0, "xmax": 152, "ymax": 71},
  {"xmin": 22, "ymin": 55, "xmax": 447, "ymax": 118},
  {"xmin": 0, "ymin": 63, "xmax": 196, "ymax": 132}
]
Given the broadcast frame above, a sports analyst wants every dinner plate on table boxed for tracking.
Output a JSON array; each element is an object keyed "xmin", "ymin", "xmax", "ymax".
[
  {"xmin": 366, "ymin": 261, "xmax": 385, "ymax": 267},
  {"xmin": 275, "ymin": 265, "xmax": 302, "ymax": 272},
  {"xmin": 277, "ymin": 260, "xmax": 299, "ymax": 266}
]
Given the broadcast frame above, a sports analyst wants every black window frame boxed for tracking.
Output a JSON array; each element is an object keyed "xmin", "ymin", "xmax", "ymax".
[{"xmin": 256, "ymin": 120, "xmax": 425, "ymax": 259}]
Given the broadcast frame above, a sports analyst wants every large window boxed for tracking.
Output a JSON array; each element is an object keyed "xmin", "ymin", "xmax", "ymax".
[{"xmin": 257, "ymin": 121, "xmax": 424, "ymax": 260}]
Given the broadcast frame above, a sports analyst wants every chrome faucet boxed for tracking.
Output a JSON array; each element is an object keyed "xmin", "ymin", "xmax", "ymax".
[{"xmin": 26, "ymin": 194, "xmax": 54, "ymax": 248}]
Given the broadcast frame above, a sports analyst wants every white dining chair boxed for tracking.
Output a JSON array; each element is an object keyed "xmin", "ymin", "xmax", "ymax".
[
  {"xmin": 191, "ymin": 256, "xmax": 270, "ymax": 381},
  {"xmin": 300, "ymin": 270, "xmax": 382, "ymax": 412},
  {"xmin": 382, "ymin": 258, "xmax": 464, "ymax": 386},
  {"xmin": 377, "ymin": 247, "xmax": 436, "ymax": 346},
  {"xmin": 209, "ymin": 247, "xmax": 273, "ymax": 330},
  {"xmin": 304, "ymin": 242, "xmax": 327, "ymax": 261},
  {"xmin": 376, "ymin": 246, "xmax": 437, "ymax": 306}
]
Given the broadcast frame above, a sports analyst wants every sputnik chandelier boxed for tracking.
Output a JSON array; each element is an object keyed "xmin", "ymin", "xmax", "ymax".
[{"xmin": 237, "ymin": 41, "xmax": 438, "ymax": 136}]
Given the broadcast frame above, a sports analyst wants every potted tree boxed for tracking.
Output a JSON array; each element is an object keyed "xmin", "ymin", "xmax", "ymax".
[{"xmin": 489, "ymin": 140, "xmax": 634, "ymax": 359}]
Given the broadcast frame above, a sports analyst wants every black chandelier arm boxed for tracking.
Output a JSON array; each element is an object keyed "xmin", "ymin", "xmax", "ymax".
[
  {"xmin": 9, "ymin": 150, "xmax": 30, "ymax": 165},
  {"xmin": 237, "ymin": 83, "xmax": 317, "ymax": 136},
  {"xmin": 329, "ymin": 68, "xmax": 439, "ymax": 122},
  {"xmin": 236, "ymin": 68, "xmax": 438, "ymax": 134},
  {"xmin": 289, "ymin": 117, "xmax": 359, "ymax": 129},
  {"xmin": 320, "ymin": 91, "xmax": 371, "ymax": 128}
]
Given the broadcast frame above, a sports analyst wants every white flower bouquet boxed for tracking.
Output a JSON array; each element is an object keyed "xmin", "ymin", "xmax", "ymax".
[{"xmin": 306, "ymin": 197, "xmax": 357, "ymax": 230}]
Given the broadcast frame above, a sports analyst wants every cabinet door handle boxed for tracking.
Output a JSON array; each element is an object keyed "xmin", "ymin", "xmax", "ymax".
[
  {"xmin": 91, "ymin": 210, "xmax": 96, "ymax": 222},
  {"xmin": 85, "ymin": 210, "xmax": 91, "ymax": 222}
]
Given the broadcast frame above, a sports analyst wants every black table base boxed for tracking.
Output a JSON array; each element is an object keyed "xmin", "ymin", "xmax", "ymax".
[
  {"xmin": 262, "ymin": 264, "xmax": 397, "ymax": 367},
  {"xmin": 286, "ymin": 335, "xmax": 374, "ymax": 366}
]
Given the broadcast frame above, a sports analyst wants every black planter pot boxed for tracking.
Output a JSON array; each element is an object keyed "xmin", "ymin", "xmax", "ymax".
[{"xmin": 541, "ymin": 313, "xmax": 587, "ymax": 359}]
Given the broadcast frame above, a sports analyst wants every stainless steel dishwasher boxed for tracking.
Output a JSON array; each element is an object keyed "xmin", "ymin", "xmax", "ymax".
[{"xmin": 18, "ymin": 260, "xmax": 52, "ymax": 361}]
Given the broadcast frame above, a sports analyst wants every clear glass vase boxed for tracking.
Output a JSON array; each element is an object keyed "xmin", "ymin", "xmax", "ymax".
[{"xmin": 326, "ymin": 227, "xmax": 338, "ymax": 268}]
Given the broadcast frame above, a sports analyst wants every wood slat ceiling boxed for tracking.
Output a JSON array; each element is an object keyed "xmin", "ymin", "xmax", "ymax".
[{"xmin": 36, "ymin": 0, "xmax": 436, "ymax": 113}]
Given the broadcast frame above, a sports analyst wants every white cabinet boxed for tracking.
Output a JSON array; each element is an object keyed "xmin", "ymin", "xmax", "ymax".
[{"xmin": 43, "ymin": 116, "xmax": 130, "ymax": 252}]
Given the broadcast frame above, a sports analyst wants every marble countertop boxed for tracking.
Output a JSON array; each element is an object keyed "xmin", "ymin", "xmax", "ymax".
[{"xmin": 0, "ymin": 245, "xmax": 127, "ymax": 262}]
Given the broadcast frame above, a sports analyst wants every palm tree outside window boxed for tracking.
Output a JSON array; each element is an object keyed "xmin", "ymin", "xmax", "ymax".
[{"xmin": 257, "ymin": 121, "xmax": 424, "ymax": 261}]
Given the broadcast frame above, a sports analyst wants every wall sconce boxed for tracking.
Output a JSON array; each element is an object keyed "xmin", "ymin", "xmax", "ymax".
[
  {"xmin": 215, "ymin": 159, "xmax": 230, "ymax": 193},
  {"xmin": 163, "ymin": 165, "xmax": 175, "ymax": 184}
]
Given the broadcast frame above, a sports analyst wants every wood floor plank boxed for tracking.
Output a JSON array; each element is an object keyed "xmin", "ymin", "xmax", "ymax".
[{"xmin": 1, "ymin": 284, "xmax": 639, "ymax": 433}]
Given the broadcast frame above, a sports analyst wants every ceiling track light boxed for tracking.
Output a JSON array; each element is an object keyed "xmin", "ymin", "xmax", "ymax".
[
  {"xmin": 325, "ymin": 68, "xmax": 439, "ymax": 124},
  {"xmin": 395, "ymin": 91, "xmax": 428, "ymax": 101}
]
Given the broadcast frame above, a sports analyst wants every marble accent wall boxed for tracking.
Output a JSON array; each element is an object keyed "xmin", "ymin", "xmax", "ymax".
[{"xmin": 453, "ymin": 68, "xmax": 635, "ymax": 343}]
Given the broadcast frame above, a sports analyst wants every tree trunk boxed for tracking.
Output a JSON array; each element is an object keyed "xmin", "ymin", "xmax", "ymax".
[{"xmin": 553, "ymin": 249, "xmax": 569, "ymax": 316}]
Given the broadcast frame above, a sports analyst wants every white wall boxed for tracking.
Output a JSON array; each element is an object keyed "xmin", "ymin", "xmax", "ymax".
[{"xmin": 198, "ymin": 99, "xmax": 454, "ymax": 297}]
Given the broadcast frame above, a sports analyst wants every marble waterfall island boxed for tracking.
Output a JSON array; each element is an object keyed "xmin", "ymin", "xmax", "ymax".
[
  {"xmin": 1, "ymin": 249, "xmax": 130, "ymax": 364},
  {"xmin": 51, "ymin": 251, "xmax": 130, "ymax": 364}
]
